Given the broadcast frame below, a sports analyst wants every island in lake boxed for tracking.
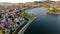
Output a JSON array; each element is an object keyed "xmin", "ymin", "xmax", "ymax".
[{"xmin": 47, "ymin": 7, "xmax": 60, "ymax": 15}]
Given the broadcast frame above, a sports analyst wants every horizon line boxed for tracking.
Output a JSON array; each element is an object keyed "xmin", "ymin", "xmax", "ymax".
[{"xmin": 0, "ymin": 1, "xmax": 60, "ymax": 3}]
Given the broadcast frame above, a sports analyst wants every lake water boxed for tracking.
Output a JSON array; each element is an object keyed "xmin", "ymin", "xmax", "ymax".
[{"xmin": 24, "ymin": 7, "xmax": 60, "ymax": 34}]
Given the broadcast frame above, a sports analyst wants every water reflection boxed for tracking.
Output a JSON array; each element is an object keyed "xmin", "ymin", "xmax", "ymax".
[{"xmin": 24, "ymin": 7, "xmax": 60, "ymax": 34}]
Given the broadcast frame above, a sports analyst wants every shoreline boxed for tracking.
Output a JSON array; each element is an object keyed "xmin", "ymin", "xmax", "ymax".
[
  {"xmin": 18, "ymin": 17, "xmax": 36, "ymax": 34},
  {"xmin": 47, "ymin": 9, "xmax": 60, "ymax": 15},
  {"xmin": 47, "ymin": 11, "xmax": 60, "ymax": 15}
]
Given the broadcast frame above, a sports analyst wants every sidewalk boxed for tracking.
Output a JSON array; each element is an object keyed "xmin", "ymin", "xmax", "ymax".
[{"xmin": 18, "ymin": 17, "xmax": 36, "ymax": 34}]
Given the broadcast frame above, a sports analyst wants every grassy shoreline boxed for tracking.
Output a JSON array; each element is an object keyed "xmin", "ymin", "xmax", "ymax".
[
  {"xmin": 9, "ymin": 17, "xmax": 36, "ymax": 34},
  {"xmin": 47, "ymin": 9, "xmax": 60, "ymax": 15},
  {"xmin": 19, "ymin": 17, "xmax": 36, "ymax": 34}
]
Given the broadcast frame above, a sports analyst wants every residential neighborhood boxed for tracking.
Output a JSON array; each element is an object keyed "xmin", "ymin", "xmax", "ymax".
[{"xmin": 0, "ymin": 0, "xmax": 60, "ymax": 34}]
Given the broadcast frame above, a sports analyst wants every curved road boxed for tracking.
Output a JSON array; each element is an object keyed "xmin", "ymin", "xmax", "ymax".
[{"xmin": 24, "ymin": 7, "xmax": 60, "ymax": 34}]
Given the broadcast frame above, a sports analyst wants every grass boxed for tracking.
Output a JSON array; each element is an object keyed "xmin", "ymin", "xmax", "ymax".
[
  {"xmin": 0, "ymin": 30, "xmax": 5, "ymax": 34},
  {"xmin": 47, "ymin": 9, "xmax": 60, "ymax": 15},
  {"xmin": 0, "ymin": 30, "xmax": 3, "ymax": 34}
]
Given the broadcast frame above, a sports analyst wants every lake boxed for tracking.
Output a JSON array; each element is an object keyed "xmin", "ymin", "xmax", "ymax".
[{"xmin": 24, "ymin": 7, "xmax": 60, "ymax": 34}]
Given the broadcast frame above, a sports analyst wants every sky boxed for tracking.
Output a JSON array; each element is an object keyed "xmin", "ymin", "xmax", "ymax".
[
  {"xmin": 0, "ymin": 0, "xmax": 59, "ymax": 3},
  {"xmin": 52, "ymin": 0, "xmax": 60, "ymax": 1}
]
